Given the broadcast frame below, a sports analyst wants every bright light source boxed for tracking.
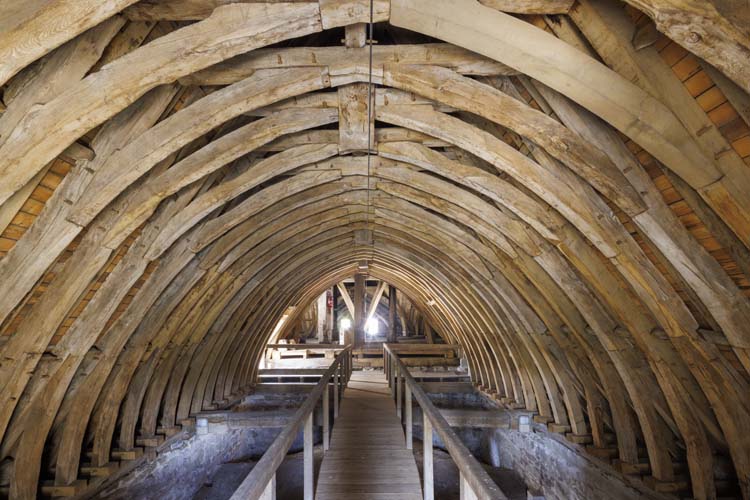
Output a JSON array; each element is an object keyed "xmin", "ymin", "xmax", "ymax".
[
  {"xmin": 366, "ymin": 318, "xmax": 380, "ymax": 336},
  {"xmin": 340, "ymin": 318, "xmax": 351, "ymax": 331}
]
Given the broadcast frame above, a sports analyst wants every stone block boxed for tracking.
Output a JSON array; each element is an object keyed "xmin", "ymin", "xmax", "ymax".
[{"xmin": 196, "ymin": 417, "xmax": 208, "ymax": 435}]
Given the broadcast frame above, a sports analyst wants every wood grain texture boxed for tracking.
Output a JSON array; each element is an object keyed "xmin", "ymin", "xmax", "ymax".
[
  {"xmin": 0, "ymin": 2, "xmax": 323, "ymax": 207},
  {"xmin": 315, "ymin": 370, "xmax": 422, "ymax": 500}
]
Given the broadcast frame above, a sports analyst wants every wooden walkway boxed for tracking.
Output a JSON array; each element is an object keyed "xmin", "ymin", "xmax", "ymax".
[{"xmin": 315, "ymin": 370, "xmax": 423, "ymax": 500}]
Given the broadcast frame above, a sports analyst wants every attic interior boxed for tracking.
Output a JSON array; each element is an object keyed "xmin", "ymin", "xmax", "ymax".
[{"xmin": 0, "ymin": 0, "xmax": 749, "ymax": 499}]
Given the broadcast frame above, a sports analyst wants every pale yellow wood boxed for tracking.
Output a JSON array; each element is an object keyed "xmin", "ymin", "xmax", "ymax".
[
  {"xmin": 388, "ymin": 0, "xmax": 750, "ymax": 246},
  {"xmin": 0, "ymin": 2, "xmax": 324, "ymax": 207},
  {"xmin": 0, "ymin": 0, "xmax": 138, "ymax": 87},
  {"xmin": 319, "ymin": 0, "xmax": 390, "ymax": 29},
  {"xmin": 181, "ymin": 44, "xmax": 517, "ymax": 86},
  {"xmin": 479, "ymin": 0, "xmax": 573, "ymax": 14},
  {"xmin": 338, "ymin": 83, "xmax": 375, "ymax": 152}
]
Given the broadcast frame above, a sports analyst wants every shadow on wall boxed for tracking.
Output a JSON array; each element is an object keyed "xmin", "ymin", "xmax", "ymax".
[
  {"xmin": 476, "ymin": 427, "xmax": 668, "ymax": 500},
  {"xmin": 89, "ymin": 425, "xmax": 323, "ymax": 500}
]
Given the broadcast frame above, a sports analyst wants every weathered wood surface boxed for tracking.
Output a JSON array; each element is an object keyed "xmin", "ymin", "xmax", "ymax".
[
  {"xmin": 69, "ymin": 67, "xmax": 330, "ymax": 229},
  {"xmin": 478, "ymin": 0, "xmax": 574, "ymax": 14},
  {"xmin": 180, "ymin": 44, "xmax": 517, "ymax": 85},
  {"xmin": 1, "ymin": 1, "xmax": 749, "ymax": 498},
  {"xmin": 338, "ymin": 83, "xmax": 375, "ymax": 152},
  {"xmin": 315, "ymin": 370, "xmax": 422, "ymax": 500},
  {"xmin": 0, "ymin": 2, "xmax": 324, "ymax": 207},
  {"xmin": 623, "ymin": 0, "xmax": 750, "ymax": 91},
  {"xmin": 0, "ymin": 0, "xmax": 137, "ymax": 87},
  {"xmin": 389, "ymin": 0, "xmax": 750, "ymax": 245}
]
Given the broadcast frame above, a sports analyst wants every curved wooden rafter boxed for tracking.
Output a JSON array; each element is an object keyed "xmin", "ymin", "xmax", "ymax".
[
  {"xmin": 0, "ymin": 1, "xmax": 749, "ymax": 499},
  {"xmin": 1, "ymin": 111, "xmax": 748, "ymax": 498}
]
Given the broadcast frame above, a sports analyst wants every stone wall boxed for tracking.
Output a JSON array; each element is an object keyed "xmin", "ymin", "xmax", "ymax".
[
  {"xmin": 416, "ymin": 387, "xmax": 669, "ymax": 500},
  {"xmin": 474, "ymin": 427, "xmax": 669, "ymax": 500},
  {"xmin": 90, "ymin": 427, "xmax": 283, "ymax": 500},
  {"xmin": 88, "ymin": 417, "xmax": 321, "ymax": 500}
]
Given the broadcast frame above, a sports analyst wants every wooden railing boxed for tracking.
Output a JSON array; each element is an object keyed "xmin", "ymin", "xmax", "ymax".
[
  {"xmin": 264, "ymin": 344, "xmax": 345, "ymax": 350},
  {"xmin": 264, "ymin": 343, "xmax": 345, "ymax": 361},
  {"xmin": 383, "ymin": 344, "xmax": 508, "ymax": 500},
  {"xmin": 230, "ymin": 346, "xmax": 353, "ymax": 500}
]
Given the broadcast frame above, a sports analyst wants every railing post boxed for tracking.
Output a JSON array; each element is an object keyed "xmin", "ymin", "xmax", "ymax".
[
  {"xmin": 260, "ymin": 473, "xmax": 276, "ymax": 500},
  {"xmin": 405, "ymin": 383, "xmax": 412, "ymax": 450},
  {"xmin": 388, "ymin": 350, "xmax": 391, "ymax": 385},
  {"xmin": 396, "ymin": 363, "xmax": 403, "ymax": 418},
  {"xmin": 423, "ymin": 412, "xmax": 434, "ymax": 500},
  {"xmin": 460, "ymin": 472, "xmax": 478, "ymax": 500},
  {"xmin": 304, "ymin": 412, "xmax": 314, "ymax": 500},
  {"xmin": 389, "ymin": 357, "xmax": 396, "ymax": 396},
  {"xmin": 323, "ymin": 380, "xmax": 330, "ymax": 451},
  {"xmin": 385, "ymin": 350, "xmax": 390, "ymax": 386},
  {"xmin": 341, "ymin": 351, "xmax": 346, "ymax": 387},
  {"xmin": 333, "ymin": 364, "xmax": 340, "ymax": 419},
  {"xmin": 339, "ymin": 360, "xmax": 344, "ymax": 398}
]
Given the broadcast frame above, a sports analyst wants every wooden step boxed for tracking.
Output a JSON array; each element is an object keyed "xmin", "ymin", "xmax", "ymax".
[
  {"xmin": 547, "ymin": 423, "xmax": 571, "ymax": 434},
  {"xmin": 565, "ymin": 433, "xmax": 593, "ymax": 445},
  {"xmin": 40, "ymin": 479, "xmax": 88, "ymax": 497},
  {"xmin": 80, "ymin": 461, "xmax": 118, "ymax": 478},
  {"xmin": 180, "ymin": 417, "xmax": 196, "ymax": 427},
  {"xmin": 612, "ymin": 459, "xmax": 650, "ymax": 475},
  {"xmin": 111, "ymin": 447, "xmax": 144, "ymax": 461},
  {"xmin": 533, "ymin": 415, "xmax": 554, "ymax": 424},
  {"xmin": 135, "ymin": 435, "xmax": 164, "ymax": 447},
  {"xmin": 156, "ymin": 426, "xmax": 181, "ymax": 437},
  {"xmin": 642, "ymin": 475, "xmax": 690, "ymax": 494}
]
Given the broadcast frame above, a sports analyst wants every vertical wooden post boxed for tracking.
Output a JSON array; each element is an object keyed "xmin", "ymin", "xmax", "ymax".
[
  {"xmin": 260, "ymin": 473, "xmax": 276, "ymax": 500},
  {"xmin": 385, "ymin": 350, "xmax": 390, "ymax": 386},
  {"xmin": 384, "ymin": 349, "xmax": 388, "ymax": 383},
  {"xmin": 396, "ymin": 363, "xmax": 403, "ymax": 418},
  {"xmin": 316, "ymin": 293, "xmax": 327, "ymax": 343},
  {"xmin": 388, "ymin": 285, "xmax": 397, "ymax": 342},
  {"xmin": 323, "ymin": 382, "xmax": 330, "ymax": 451},
  {"xmin": 304, "ymin": 412, "xmax": 314, "ymax": 500},
  {"xmin": 325, "ymin": 289, "xmax": 333, "ymax": 343},
  {"xmin": 389, "ymin": 357, "xmax": 396, "ymax": 396},
  {"xmin": 353, "ymin": 273, "xmax": 366, "ymax": 346},
  {"xmin": 345, "ymin": 23, "xmax": 367, "ymax": 48},
  {"xmin": 460, "ymin": 472, "xmax": 478, "ymax": 500},
  {"xmin": 332, "ymin": 286, "xmax": 340, "ymax": 343},
  {"xmin": 405, "ymin": 383, "xmax": 413, "ymax": 450},
  {"xmin": 348, "ymin": 348, "xmax": 353, "ymax": 382},
  {"xmin": 423, "ymin": 413, "xmax": 434, "ymax": 500},
  {"xmin": 333, "ymin": 365, "xmax": 340, "ymax": 419}
]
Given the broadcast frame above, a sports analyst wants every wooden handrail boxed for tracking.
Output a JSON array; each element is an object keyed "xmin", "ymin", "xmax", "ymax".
[
  {"xmin": 384, "ymin": 344, "xmax": 508, "ymax": 500},
  {"xmin": 230, "ymin": 345, "xmax": 353, "ymax": 500},
  {"xmin": 386, "ymin": 343, "xmax": 458, "ymax": 351},
  {"xmin": 265, "ymin": 344, "xmax": 344, "ymax": 350}
]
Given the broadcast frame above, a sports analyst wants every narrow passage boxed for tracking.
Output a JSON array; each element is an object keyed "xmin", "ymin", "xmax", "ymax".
[{"xmin": 315, "ymin": 370, "xmax": 423, "ymax": 500}]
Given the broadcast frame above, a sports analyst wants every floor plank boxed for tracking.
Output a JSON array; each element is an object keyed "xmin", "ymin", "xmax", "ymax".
[{"xmin": 315, "ymin": 370, "xmax": 423, "ymax": 500}]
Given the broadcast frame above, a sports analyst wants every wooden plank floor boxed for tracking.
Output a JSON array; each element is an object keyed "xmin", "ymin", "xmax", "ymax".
[{"xmin": 315, "ymin": 370, "xmax": 423, "ymax": 500}]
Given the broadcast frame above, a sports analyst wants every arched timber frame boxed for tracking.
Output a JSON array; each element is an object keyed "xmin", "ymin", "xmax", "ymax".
[{"xmin": 0, "ymin": 1, "xmax": 749, "ymax": 498}]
